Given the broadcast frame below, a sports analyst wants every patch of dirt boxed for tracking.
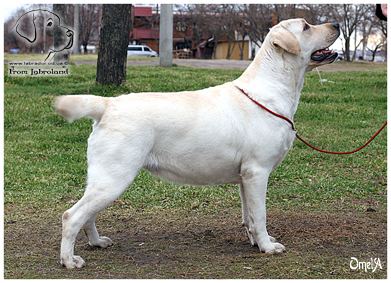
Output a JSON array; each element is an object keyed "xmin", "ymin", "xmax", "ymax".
[
  {"xmin": 4, "ymin": 206, "xmax": 387, "ymax": 279},
  {"xmin": 269, "ymin": 210, "xmax": 386, "ymax": 253}
]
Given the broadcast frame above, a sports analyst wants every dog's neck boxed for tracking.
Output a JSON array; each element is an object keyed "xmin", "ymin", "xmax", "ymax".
[{"xmin": 234, "ymin": 41, "xmax": 307, "ymax": 121}]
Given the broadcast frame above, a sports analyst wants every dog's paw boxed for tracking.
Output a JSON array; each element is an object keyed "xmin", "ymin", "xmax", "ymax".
[
  {"xmin": 263, "ymin": 242, "xmax": 286, "ymax": 254},
  {"xmin": 246, "ymin": 233, "xmax": 277, "ymax": 247},
  {"xmin": 61, "ymin": 255, "xmax": 86, "ymax": 269},
  {"xmin": 89, "ymin": 236, "xmax": 113, "ymax": 248}
]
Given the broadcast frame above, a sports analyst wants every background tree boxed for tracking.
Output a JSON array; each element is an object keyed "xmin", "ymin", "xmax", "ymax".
[
  {"xmin": 374, "ymin": 5, "xmax": 387, "ymax": 61},
  {"xmin": 5, "ymin": 5, "xmax": 49, "ymax": 54},
  {"xmin": 238, "ymin": 4, "xmax": 272, "ymax": 57},
  {"xmin": 180, "ymin": 4, "xmax": 209, "ymax": 59},
  {"xmin": 351, "ymin": 5, "xmax": 376, "ymax": 61},
  {"xmin": 325, "ymin": 4, "xmax": 367, "ymax": 61},
  {"xmin": 96, "ymin": 4, "xmax": 132, "ymax": 86},
  {"xmin": 79, "ymin": 4, "xmax": 101, "ymax": 54},
  {"xmin": 377, "ymin": 12, "xmax": 388, "ymax": 37},
  {"xmin": 300, "ymin": 4, "xmax": 328, "ymax": 25},
  {"xmin": 220, "ymin": 4, "xmax": 239, "ymax": 59},
  {"xmin": 235, "ymin": 7, "xmax": 250, "ymax": 60},
  {"xmin": 206, "ymin": 4, "xmax": 226, "ymax": 59},
  {"xmin": 6, "ymin": 6, "xmax": 30, "ymax": 53},
  {"xmin": 367, "ymin": 39, "xmax": 384, "ymax": 61},
  {"xmin": 271, "ymin": 4, "xmax": 298, "ymax": 22}
]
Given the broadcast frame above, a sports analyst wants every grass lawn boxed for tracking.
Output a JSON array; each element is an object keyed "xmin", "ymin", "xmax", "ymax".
[
  {"xmin": 4, "ymin": 53, "xmax": 387, "ymax": 72},
  {"xmin": 4, "ymin": 53, "xmax": 158, "ymax": 63},
  {"xmin": 4, "ymin": 63, "xmax": 387, "ymax": 279}
]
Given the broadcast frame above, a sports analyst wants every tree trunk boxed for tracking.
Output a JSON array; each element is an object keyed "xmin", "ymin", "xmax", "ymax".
[
  {"xmin": 226, "ymin": 39, "xmax": 236, "ymax": 60},
  {"xmin": 239, "ymin": 37, "xmax": 245, "ymax": 60},
  {"xmin": 371, "ymin": 52, "xmax": 376, "ymax": 62},
  {"xmin": 226, "ymin": 40, "xmax": 232, "ymax": 59},
  {"xmin": 96, "ymin": 4, "xmax": 132, "ymax": 86},
  {"xmin": 362, "ymin": 38, "xmax": 367, "ymax": 61},
  {"xmin": 196, "ymin": 32, "xmax": 201, "ymax": 59},
  {"xmin": 212, "ymin": 38, "xmax": 219, "ymax": 60},
  {"xmin": 73, "ymin": 4, "xmax": 79, "ymax": 55},
  {"xmin": 344, "ymin": 39, "xmax": 350, "ymax": 61}
]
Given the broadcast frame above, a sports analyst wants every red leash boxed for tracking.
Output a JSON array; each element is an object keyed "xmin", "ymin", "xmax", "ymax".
[{"xmin": 238, "ymin": 88, "xmax": 387, "ymax": 155}]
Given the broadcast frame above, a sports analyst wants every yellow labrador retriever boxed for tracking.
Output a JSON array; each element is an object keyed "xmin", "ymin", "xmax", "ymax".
[{"xmin": 55, "ymin": 19, "xmax": 340, "ymax": 268}]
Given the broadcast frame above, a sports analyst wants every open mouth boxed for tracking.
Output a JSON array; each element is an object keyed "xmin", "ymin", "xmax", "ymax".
[
  {"xmin": 64, "ymin": 35, "xmax": 73, "ymax": 50},
  {"xmin": 311, "ymin": 48, "xmax": 338, "ymax": 63},
  {"xmin": 63, "ymin": 30, "xmax": 74, "ymax": 50}
]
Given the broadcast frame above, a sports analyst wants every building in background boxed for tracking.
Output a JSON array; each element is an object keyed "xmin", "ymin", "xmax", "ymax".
[{"xmin": 5, "ymin": 4, "xmax": 385, "ymax": 61}]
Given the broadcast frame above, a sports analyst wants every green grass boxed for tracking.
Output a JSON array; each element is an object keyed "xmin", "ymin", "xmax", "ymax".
[
  {"xmin": 4, "ymin": 64, "xmax": 387, "ymax": 279},
  {"xmin": 4, "ymin": 53, "xmax": 159, "ymax": 63}
]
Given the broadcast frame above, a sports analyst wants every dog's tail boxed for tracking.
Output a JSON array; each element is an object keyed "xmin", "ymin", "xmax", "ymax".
[{"xmin": 54, "ymin": 95, "xmax": 107, "ymax": 123}]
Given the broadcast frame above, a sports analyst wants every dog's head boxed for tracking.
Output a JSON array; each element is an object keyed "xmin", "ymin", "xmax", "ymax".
[
  {"xmin": 12, "ymin": 9, "xmax": 74, "ymax": 61},
  {"xmin": 267, "ymin": 18, "xmax": 340, "ymax": 70}
]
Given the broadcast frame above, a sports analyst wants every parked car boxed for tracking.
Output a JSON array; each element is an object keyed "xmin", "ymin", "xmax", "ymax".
[{"xmin": 127, "ymin": 45, "xmax": 158, "ymax": 57}]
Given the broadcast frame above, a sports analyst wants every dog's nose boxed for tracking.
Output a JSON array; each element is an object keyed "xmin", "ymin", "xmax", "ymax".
[
  {"xmin": 66, "ymin": 30, "xmax": 74, "ymax": 38},
  {"xmin": 332, "ymin": 23, "xmax": 339, "ymax": 31}
]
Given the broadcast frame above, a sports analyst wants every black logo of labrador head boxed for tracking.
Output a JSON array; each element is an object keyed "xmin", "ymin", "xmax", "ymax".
[{"xmin": 12, "ymin": 9, "xmax": 74, "ymax": 62}]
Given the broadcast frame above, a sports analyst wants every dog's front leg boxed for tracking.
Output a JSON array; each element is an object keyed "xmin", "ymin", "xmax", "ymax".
[
  {"xmin": 240, "ymin": 165, "xmax": 285, "ymax": 254},
  {"xmin": 240, "ymin": 183, "xmax": 278, "ymax": 246},
  {"xmin": 239, "ymin": 183, "xmax": 256, "ymax": 246}
]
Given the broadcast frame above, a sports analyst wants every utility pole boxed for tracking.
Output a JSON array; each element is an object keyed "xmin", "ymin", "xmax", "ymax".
[
  {"xmin": 42, "ymin": 10, "xmax": 46, "ymax": 53},
  {"xmin": 53, "ymin": 4, "xmax": 69, "ymax": 63},
  {"xmin": 73, "ymin": 4, "xmax": 79, "ymax": 54},
  {"xmin": 159, "ymin": 4, "xmax": 173, "ymax": 67}
]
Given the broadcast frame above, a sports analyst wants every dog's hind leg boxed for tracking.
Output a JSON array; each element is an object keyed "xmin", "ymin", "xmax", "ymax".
[
  {"xmin": 61, "ymin": 180, "xmax": 131, "ymax": 268},
  {"xmin": 83, "ymin": 214, "xmax": 113, "ymax": 248},
  {"xmin": 60, "ymin": 152, "xmax": 147, "ymax": 269},
  {"xmin": 60, "ymin": 126, "xmax": 154, "ymax": 268},
  {"xmin": 240, "ymin": 165, "xmax": 285, "ymax": 254},
  {"xmin": 60, "ymin": 173, "xmax": 138, "ymax": 269}
]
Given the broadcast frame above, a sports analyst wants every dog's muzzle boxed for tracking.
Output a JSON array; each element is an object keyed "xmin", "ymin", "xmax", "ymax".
[
  {"xmin": 311, "ymin": 48, "xmax": 338, "ymax": 62},
  {"xmin": 311, "ymin": 23, "xmax": 340, "ymax": 63}
]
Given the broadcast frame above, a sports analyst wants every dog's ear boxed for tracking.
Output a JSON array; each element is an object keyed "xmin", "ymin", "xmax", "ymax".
[
  {"xmin": 268, "ymin": 26, "xmax": 301, "ymax": 55},
  {"xmin": 15, "ymin": 12, "xmax": 37, "ymax": 43}
]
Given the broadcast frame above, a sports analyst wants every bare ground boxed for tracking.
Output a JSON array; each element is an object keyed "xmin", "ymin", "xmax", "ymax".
[{"xmin": 4, "ymin": 204, "xmax": 387, "ymax": 279}]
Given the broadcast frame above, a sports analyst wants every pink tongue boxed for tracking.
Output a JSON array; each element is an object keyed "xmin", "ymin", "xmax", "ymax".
[{"xmin": 315, "ymin": 49, "xmax": 331, "ymax": 55}]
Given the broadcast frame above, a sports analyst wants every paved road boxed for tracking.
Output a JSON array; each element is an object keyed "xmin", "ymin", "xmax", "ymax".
[
  {"xmin": 160, "ymin": 59, "xmax": 251, "ymax": 69},
  {"xmin": 76, "ymin": 59, "xmax": 251, "ymax": 69}
]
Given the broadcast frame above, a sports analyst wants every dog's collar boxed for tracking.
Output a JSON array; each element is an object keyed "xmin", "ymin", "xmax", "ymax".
[{"xmin": 236, "ymin": 87, "xmax": 296, "ymax": 132}]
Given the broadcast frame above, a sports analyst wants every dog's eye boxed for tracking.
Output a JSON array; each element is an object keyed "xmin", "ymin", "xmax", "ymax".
[
  {"xmin": 47, "ymin": 18, "xmax": 53, "ymax": 27},
  {"xmin": 303, "ymin": 23, "xmax": 310, "ymax": 31}
]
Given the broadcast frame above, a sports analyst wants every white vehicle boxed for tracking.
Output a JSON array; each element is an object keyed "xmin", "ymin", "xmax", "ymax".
[{"xmin": 127, "ymin": 45, "xmax": 158, "ymax": 57}]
